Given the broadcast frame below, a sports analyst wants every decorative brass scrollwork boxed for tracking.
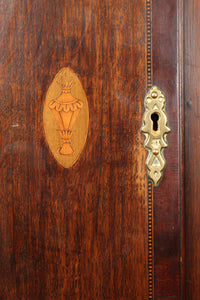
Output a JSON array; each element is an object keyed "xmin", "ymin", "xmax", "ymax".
[{"xmin": 141, "ymin": 86, "xmax": 171, "ymax": 187}]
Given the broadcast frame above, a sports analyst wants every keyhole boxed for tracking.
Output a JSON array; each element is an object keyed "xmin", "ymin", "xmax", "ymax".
[{"xmin": 151, "ymin": 113, "xmax": 159, "ymax": 131}]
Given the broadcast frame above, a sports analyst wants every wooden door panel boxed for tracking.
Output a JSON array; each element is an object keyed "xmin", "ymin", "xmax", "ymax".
[
  {"xmin": 0, "ymin": 1, "xmax": 150, "ymax": 299},
  {"xmin": 0, "ymin": 0, "xmax": 187, "ymax": 299}
]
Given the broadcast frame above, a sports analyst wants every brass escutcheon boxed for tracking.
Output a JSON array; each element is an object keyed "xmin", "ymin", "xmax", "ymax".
[{"xmin": 141, "ymin": 86, "xmax": 171, "ymax": 187}]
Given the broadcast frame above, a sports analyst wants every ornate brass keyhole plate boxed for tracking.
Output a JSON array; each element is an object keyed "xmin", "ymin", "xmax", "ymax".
[{"xmin": 141, "ymin": 86, "xmax": 171, "ymax": 187}]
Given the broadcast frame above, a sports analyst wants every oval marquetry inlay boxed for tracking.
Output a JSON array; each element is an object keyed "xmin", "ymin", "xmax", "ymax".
[{"xmin": 43, "ymin": 68, "xmax": 89, "ymax": 168}]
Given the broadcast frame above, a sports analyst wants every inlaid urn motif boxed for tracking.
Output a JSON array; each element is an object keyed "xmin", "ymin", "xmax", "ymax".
[
  {"xmin": 49, "ymin": 78, "xmax": 83, "ymax": 155},
  {"xmin": 43, "ymin": 68, "xmax": 89, "ymax": 168}
]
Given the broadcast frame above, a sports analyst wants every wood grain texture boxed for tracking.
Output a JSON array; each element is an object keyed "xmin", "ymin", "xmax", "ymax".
[
  {"xmin": 0, "ymin": 0, "xmax": 149, "ymax": 299},
  {"xmin": 184, "ymin": 0, "xmax": 200, "ymax": 298},
  {"xmin": 152, "ymin": 0, "xmax": 181, "ymax": 298}
]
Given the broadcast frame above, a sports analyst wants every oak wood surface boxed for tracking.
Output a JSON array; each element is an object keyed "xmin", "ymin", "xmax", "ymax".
[{"xmin": 0, "ymin": 1, "xmax": 149, "ymax": 299}]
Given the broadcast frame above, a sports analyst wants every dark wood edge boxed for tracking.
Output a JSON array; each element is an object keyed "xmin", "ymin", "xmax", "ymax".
[
  {"xmin": 178, "ymin": 0, "xmax": 185, "ymax": 299},
  {"xmin": 152, "ymin": 0, "xmax": 181, "ymax": 297},
  {"xmin": 184, "ymin": 0, "xmax": 200, "ymax": 297}
]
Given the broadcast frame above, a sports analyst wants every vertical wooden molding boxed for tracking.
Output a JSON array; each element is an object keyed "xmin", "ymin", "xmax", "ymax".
[
  {"xmin": 146, "ymin": 0, "xmax": 152, "ymax": 90},
  {"xmin": 146, "ymin": 0, "xmax": 154, "ymax": 299},
  {"xmin": 178, "ymin": 0, "xmax": 185, "ymax": 298},
  {"xmin": 185, "ymin": 0, "xmax": 200, "ymax": 298}
]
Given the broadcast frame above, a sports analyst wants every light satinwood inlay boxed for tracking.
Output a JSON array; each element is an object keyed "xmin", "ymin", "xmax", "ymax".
[{"xmin": 43, "ymin": 68, "xmax": 89, "ymax": 168}]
